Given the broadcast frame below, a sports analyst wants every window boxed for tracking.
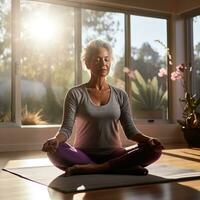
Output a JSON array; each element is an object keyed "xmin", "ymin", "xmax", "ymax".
[
  {"xmin": 130, "ymin": 15, "xmax": 168, "ymax": 120},
  {"xmin": 82, "ymin": 9, "xmax": 125, "ymax": 89},
  {"xmin": 0, "ymin": 1, "xmax": 170, "ymax": 126},
  {"xmin": 0, "ymin": 0, "xmax": 11, "ymax": 123},
  {"xmin": 20, "ymin": 1, "xmax": 75, "ymax": 124},
  {"xmin": 192, "ymin": 15, "xmax": 200, "ymax": 104}
]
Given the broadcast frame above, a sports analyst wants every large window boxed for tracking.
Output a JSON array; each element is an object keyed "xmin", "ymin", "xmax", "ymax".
[
  {"xmin": 20, "ymin": 1, "xmax": 75, "ymax": 124},
  {"xmin": 192, "ymin": 15, "xmax": 200, "ymax": 103},
  {"xmin": 0, "ymin": 0, "xmax": 170, "ymax": 126},
  {"xmin": 0, "ymin": 0, "xmax": 11, "ymax": 123},
  {"xmin": 82, "ymin": 9, "xmax": 125, "ymax": 88},
  {"xmin": 130, "ymin": 15, "xmax": 168, "ymax": 120}
]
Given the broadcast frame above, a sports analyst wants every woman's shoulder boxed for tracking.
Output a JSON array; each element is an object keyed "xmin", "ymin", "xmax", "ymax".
[
  {"xmin": 110, "ymin": 85, "xmax": 128, "ymax": 98},
  {"xmin": 66, "ymin": 84, "xmax": 86, "ymax": 98},
  {"xmin": 110, "ymin": 85, "xmax": 129, "ymax": 106},
  {"xmin": 69, "ymin": 83, "xmax": 86, "ymax": 92}
]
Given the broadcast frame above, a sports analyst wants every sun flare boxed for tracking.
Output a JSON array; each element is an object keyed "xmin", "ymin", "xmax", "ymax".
[{"xmin": 23, "ymin": 13, "xmax": 58, "ymax": 43}]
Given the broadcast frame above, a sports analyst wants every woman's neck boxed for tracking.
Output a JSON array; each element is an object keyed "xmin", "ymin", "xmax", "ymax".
[{"xmin": 87, "ymin": 76, "xmax": 109, "ymax": 90}]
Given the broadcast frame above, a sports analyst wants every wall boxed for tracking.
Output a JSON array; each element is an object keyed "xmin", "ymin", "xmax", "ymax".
[
  {"xmin": 84, "ymin": 0, "xmax": 176, "ymax": 13},
  {"xmin": 84, "ymin": 0, "xmax": 200, "ymax": 14},
  {"xmin": 0, "ymin": 123, "xmax": 186, "ymax": 152},
  {"xmin": 176, "ymin": 0, "xmax": 200, "ymax": 14}
]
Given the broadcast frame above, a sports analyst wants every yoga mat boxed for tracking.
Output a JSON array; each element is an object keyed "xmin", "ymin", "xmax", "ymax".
[{"xmin": 3, "ymin": 158, "xmax": 200, "ymax": 193}]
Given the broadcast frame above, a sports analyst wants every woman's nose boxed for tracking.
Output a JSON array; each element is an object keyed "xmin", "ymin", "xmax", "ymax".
[{"xmin": 99, "ymin": 58, "xmax": 107, "ymax": 65}]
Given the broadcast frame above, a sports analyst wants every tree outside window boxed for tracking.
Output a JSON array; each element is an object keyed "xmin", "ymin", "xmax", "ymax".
[
  {"xmin": 20, "ymin": 1, "xmax": 75, "ymax": 124},
  {"xmin": 82, "ymin": 9, "xmax": 125, "ymax": 89},
  {"xmin": 0, "ymin": 0, "xmax": 11, "ymax": 123},
  {"xmin": 130, "ymin": 15, "xmax": 168, "ymax": 120},
  {"xmin": 192, "ymin": 15, "xmax": 200, "ymax": 111}
]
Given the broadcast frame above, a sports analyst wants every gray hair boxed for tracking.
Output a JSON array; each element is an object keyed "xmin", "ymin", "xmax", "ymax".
[{"xmin": 81, "ymin": 39, "xmax": 113, "ymax": 64}]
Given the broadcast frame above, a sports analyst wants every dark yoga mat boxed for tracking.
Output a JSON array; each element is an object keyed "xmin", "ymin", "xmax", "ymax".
[{"xmin": 3, "ymin": 158, "xmax": 200, "ymax": 193}]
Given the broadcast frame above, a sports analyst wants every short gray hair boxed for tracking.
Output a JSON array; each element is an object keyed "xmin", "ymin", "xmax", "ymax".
[{"xmin": 81, "ymin": 39, "xmax": 113, "ymax": 64}]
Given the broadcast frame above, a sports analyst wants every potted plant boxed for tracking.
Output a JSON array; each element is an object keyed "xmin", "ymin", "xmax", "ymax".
[
  {"xmin": 155, "ymin": 40, "xmax": 200, "ymax": 147},
  {"xmin": 159, "ymin": 63, "xmax": 200, "ymax": 147},
  {"xmin": 178, "ymin": 93, "xmax": 200, "ymax": 147},
  {"xmin": 176, "ymin": 85, "xmax": 200, "ymax": 147}
]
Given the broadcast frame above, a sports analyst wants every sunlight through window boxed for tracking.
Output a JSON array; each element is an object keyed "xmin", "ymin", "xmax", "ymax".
[
  {"xmin": 20, "ymin": 1, "xmax": 75, "ymax": 125},
  {"xmin": 23, "ymin": 13, "xmax": 58, "ymax": 43}
]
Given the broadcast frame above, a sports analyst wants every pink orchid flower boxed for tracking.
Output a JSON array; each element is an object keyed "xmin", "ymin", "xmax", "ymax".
[
  {"xmin": 176, "ymin": 64, "xmax": 186, "ymax": 72},
  {"xmin": 171, "ymin": 71, "xmax": 182, "ymax": 81},
  {"xmin": 158, "ymin": 68, "xmax": 167, "ymax": 77}
]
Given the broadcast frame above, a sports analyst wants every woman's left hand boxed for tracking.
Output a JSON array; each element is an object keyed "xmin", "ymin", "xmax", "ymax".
[
  {"xmin": 147, "ymin": 138, "xmax": 164, "ymax": 149},
  {"xmin": 133, "ymin": 133, "xmax": 164, "ymax": 149}
]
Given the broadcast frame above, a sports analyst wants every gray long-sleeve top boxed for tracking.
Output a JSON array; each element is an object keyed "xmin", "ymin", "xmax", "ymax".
[{"xmin": 59, "ymin": 84, "xmax": 141, "ymax": 155}]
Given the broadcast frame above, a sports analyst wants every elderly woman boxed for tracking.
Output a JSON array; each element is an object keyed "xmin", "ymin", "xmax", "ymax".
[{"xmin": 42, "ymin": 39, "xmax": 163, "ymax": 175}]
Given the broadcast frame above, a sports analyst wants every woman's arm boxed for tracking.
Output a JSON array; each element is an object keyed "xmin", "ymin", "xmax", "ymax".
[
  {"xmin": 55, "ymin": 132, "xmax": 68, "ymax": 143},
  {"xmin": 42, "ymin": 88, "xmax": 78, "ymax": 152},
  {"xmin": 118, "ymin": 90, "xmax": 164, "ymax": 149}
]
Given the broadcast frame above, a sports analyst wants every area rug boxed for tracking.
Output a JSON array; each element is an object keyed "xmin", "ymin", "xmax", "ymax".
[{"xmin": 3, "ymin": 158, "xmax": 200, "ymax": 193}]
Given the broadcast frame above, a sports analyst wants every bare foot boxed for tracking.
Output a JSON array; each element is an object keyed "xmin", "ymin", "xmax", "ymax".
[{"xmin": 66, "ymin": 163, "xmax": 110, "ymax": 175}]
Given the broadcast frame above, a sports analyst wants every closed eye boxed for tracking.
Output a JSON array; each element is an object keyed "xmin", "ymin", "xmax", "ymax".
[
  {"xmin": 104, "ymin": 57, "xmax": 110, "ymax": 62},
  {"xmin": 94, "ymin": 57, "xmax": 110, "ymax": 63}
]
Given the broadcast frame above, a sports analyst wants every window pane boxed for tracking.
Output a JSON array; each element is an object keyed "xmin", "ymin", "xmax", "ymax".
[
  {"xmin": 82, "ymin": 9, "xmax": 125, "ymax": 89},
  {"xmin": 0, "ymin": 0, "xmax": 11, "ymax": 123},
  {"xmin": 20, "ymin": 1, "xmax": 75, "ymax": 125},
  {"xmin": 131, "ymin": 15, "xmax": 168, "ymax": 120},
  {"xmin": 193, "ymin": 16, "xmax": 200, "ymax": 104}
]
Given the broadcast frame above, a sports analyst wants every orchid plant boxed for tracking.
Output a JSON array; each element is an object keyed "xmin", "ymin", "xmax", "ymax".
[{"xmin": 156, "ymin": 40, "xmax": 200, "ymax": 129}]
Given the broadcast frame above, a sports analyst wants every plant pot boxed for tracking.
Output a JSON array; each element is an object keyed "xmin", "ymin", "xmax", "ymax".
[{"xmin": 182, "ymin": 128, "xmax": 200, "ymax": 148}]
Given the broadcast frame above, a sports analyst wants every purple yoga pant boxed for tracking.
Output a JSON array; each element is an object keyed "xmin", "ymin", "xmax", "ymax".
[{"xmin": 47, "ymin": 142, "xmax": 162, "ymax": 171}]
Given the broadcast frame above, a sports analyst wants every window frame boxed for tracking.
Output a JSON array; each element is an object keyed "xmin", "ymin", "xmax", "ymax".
[
  {"xmin": 184, "ymin": 10, "xmax": 200, "ymax": 100},
  {"xmin": 0, "ymin": 0, "xmax": 21, "ymax": 127},
  {"xmin": 129, "ymin": 14, "xmax": 171, "ymax": 122},
  {"xmin": 1, "ymin": 0, "xmax": 172, "ymax": 127}
]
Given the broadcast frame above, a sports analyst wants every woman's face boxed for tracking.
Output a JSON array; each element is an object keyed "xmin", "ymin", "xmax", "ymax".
[{"xmin": 86, "ymin": 47, "xmax": 111, "ymax": 78}]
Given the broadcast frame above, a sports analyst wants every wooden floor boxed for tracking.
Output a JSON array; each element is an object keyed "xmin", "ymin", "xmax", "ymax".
[{"xmin": 0, "ymin": 147, "xmax": 200, "ymax": 200}]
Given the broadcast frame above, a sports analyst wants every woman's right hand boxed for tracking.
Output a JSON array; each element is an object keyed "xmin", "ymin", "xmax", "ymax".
[{"xmin": 42, "ymin": 137, "xmax": 59, "ymax": 153}]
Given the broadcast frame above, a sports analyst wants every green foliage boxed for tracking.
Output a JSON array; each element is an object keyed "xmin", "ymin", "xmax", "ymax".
[
  {"xmin": 0, "ymin": 83, "xmax": 11, "ymax": 122},
  {"xmin": 82, "ymin": 10, "xmax": 121, "ymax": 46},
  {"xmin": 0, "ymin": 0, "xmax": 11, "ymax": 74},
  {"xmin": 131, "ymin": 70, "xmax": 167, "ymax": 110},
  {"xmin": 194, "ymin": 43, "xmax": 200, "ymax": 103},
  {"xmin": 114, "ymin": 57, "xmax": 125, "ymax": 82},
  {"xmin": 43, "ymin": 87, "xmax": 62, "ymax": 124},
  {"xmin": 114, "ymin": 43, "xmax": 166, "ymax": 84},
  {"xmin": 0, "ymin": 111, "xmax": 10, "ymax": 122},
  {"xmin": 137, "ymin": 42, "xmax": 159, "ymax": 64},
  {"xmin": 134, "ymin": 43, "xmax": 166, "ymax": 79},
  {"xmin": 178, "ymin": 92, "xmax": 200, "ymax": 129}
]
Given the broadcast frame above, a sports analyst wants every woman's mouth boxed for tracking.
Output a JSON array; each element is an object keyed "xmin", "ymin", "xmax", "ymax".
[{"xmin": 97, "ymin": 66, "xmax": 108, "ymax": 71}]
